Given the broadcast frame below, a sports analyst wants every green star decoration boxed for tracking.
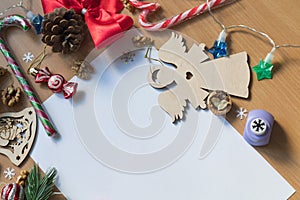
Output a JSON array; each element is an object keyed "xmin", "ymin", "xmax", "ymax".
[{"xmin": 252, "ymin": 59, "xmax": 274, "ymax": 80}]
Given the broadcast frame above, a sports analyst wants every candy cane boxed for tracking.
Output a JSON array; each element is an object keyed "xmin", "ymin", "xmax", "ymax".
[
  {"xmin": 129, "ymin": 0, "xmax": 236, "ymax": 31},
  {"xmin": 0, "ymin": 15, "xmax": 56, "ymax": 136}
]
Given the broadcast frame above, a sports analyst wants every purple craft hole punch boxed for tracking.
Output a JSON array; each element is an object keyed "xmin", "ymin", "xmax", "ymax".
[{"xmin": 243, "ymin": 109, "xmax": 274, "ymax": 146}]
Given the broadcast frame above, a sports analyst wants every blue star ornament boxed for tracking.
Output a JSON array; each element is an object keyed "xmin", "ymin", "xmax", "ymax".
[
  {"xmin": 252, "ymin": 60, "xmax": 274, "ymax": 80},
  {"xmin": 27, "ymin": 11, "xmax": 44, "ymax": 34},
  {"xmin": 208, "ymin": 40, "xmax": 228, "ymax": 59},
  {"xmin": 31, "ymin": 14, "xmax": 44, "ymax": 34}
]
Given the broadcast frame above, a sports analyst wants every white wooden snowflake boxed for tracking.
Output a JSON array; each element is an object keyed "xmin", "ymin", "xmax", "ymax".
[
  {"xmin": 236, "ymin": 107, "xmax": 248, "ymax": 120},
  {"xmin": 23, "ymin": 52, "xmax": 34, "ymax": 63},
  {"xmin": 3, "ymin": 167, "xmax": 15, "ymax": 180}
]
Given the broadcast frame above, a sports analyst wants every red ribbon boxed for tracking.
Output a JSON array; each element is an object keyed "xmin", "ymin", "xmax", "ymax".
[
  {"xmin": 41, "ymin": 0, "xmax": 134, "ymax": 47},
  {"xmin": 35, "ymin": 67, "xmax": 78, "ymax": 99}
]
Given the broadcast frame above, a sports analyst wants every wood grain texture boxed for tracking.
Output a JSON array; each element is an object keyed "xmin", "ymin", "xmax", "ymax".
[{"xmin": 0, "ymin": 0, "xmax": 299, "ymax": 199}]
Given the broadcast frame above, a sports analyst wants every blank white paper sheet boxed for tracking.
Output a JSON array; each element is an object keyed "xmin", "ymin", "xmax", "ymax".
[{"xmin": 31, "ymin": 30, "xmax": 295, "ymax": 200}]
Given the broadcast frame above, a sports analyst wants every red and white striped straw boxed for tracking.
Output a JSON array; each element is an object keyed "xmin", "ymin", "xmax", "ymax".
[{"xmin": 129, "ymin": 0, "xmax": 236, "ymax": 31}]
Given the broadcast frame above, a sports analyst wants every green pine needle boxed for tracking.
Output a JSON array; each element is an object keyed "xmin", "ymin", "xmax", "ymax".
[{"xmin": 25, "ymin": 164, "xmax": 58, "ymax": 200}]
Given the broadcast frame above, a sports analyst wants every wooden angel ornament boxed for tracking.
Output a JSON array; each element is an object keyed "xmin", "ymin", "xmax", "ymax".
[{"xmin": 148, "ymin": 33, "xmax": 250, "ymax": 122}]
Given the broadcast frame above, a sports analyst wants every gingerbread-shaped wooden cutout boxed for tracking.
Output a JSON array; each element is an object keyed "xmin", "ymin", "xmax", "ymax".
[
  {"xmin": 0, "ymin": 107, "xmax": 36, "ymax": 166},
  {"xmin": 148, "ymin": 33, "xmax": 250, "ymax": 122}
]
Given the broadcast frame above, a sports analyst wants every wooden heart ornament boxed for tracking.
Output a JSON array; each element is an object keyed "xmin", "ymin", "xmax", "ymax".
[{"xmin": 0, "ymin": 107, "xmax": 36, "ymax": 166}]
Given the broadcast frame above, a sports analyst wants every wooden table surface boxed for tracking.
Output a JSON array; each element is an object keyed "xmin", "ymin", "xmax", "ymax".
[{"xmin": 0, "ymin": 0, "xmax": 299, "ymax": 199}]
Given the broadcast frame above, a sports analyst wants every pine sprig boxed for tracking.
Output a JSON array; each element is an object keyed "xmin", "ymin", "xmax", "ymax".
[{"xmin": 25, "ymin": 164, "xmax": 58, "ymax": 200}]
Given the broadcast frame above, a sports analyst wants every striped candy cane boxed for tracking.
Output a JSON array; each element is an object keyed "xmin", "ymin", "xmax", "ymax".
[
  {"xmin": 0, "ymin": 15, "xmax": 56, "ymax": 136},
  {"xmin": 129, "ymin": 0, "xmax": 236, "ymax": 31}
]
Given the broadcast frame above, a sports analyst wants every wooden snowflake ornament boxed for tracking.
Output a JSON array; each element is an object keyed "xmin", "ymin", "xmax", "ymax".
[
  {"xmin": 148, "ymin": 33, "xmax": 250, "ymax": 122},
  {"xmin": 0, "ymin": 107, "xmax": 36, "ymax": 166}
]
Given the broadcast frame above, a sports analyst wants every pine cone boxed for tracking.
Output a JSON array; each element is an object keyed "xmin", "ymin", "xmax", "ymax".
[
  {"xmin": 2, "ymin": 85, "xmax": 21, "ymax": 107},
  {"xmin": 41, "ymin": 8, "xmax": 85, "ymax": 54},
  {"xmin": 121, "ymin": 0, "xmax": 135, "ymax": 13},
  {"xmin": 16, "ymin": 170, "xmax": 29, "ymax": 187},
  {"xmin": 132, "ymin": 35, "xmax": 154, "ymax": 47},
  {"xmin": 71, "ymin": 60, "xmax": 94, "ymax": 80}
]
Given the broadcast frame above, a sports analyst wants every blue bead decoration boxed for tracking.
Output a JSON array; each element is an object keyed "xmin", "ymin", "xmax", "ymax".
[
  {"xmin": 31, "ymin": 14, "xmax": 43, "ymax": 34},
  {"xmin": 208, "ymin": 40, "xmax": 228, "ymax": 59}
]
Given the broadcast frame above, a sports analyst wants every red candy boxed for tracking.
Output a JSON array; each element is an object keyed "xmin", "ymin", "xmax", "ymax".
[
  {"xmin": 35, "ymin": 67, "xmax": 78, "ymax": 99},
  {"xmin": 48, "ymin": 74, "xmax": 65, "ymax": 92}
]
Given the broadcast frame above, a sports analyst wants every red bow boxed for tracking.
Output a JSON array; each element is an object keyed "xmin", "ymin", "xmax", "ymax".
[
  {"xmin": 41, "ymin": 0, "xmax": 134, "ymax": 47},
  {"xmin": 35, "ymin": 67, "xmax": 78, "ymax": 99}
]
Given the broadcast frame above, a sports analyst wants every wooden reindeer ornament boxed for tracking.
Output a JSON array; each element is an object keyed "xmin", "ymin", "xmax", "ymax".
[{"xmin": 148, "ymin": 33, "xmax": 250, "ymax": 122}]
